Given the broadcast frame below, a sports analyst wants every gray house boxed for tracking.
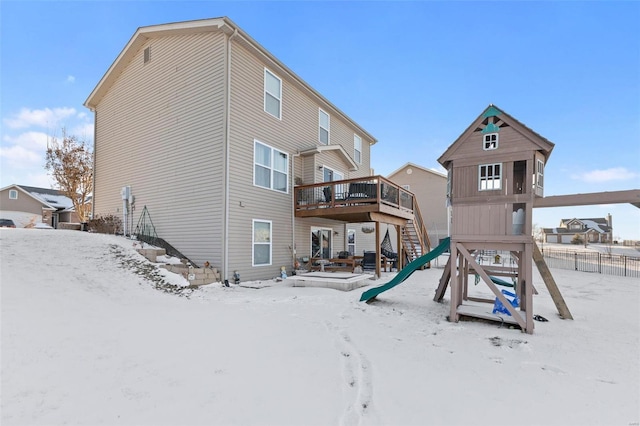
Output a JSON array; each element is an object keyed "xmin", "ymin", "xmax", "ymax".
[
  {"xmin": 543, "ymin": 215, "xmax": 613, "ymax": 244},
  {"xmin": 0, "ymin": 184, "xmax": 80, "ymax": 228},
  {"xmin": 85, "ymin": 17, "xmax": 423, "ymax": 281}
]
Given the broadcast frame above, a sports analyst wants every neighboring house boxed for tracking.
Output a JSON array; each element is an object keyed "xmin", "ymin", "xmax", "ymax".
[
  {"xmin": 543, "ymin": 215, "xmax": 612, "ymax": 244},
  {"xmin": 84, "ymin": 17, "xmax": 395, "ymax": 281},
  {"xmin": 0, "ymin": 184, "xmax": 81, "ymax": 228},
  {"xmin": 386, "ymin": 162, "xmax": 448, "ymax": 247}
]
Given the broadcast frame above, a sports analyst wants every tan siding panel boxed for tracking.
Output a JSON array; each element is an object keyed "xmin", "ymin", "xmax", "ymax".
[{"xmin": 93, "ymin": 32, "xmax": 226, "ymax": 268}]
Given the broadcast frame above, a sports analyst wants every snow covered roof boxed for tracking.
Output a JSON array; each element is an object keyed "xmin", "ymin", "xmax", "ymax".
[{"xmin": 16, "ymin": 185, "xmax": 74, "ymax": 210}]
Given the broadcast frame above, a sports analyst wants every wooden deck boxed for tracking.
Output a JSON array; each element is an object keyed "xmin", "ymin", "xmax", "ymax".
[{"xmin": 294, "ymin": 176, "xmax": 415, "ymax": 224}]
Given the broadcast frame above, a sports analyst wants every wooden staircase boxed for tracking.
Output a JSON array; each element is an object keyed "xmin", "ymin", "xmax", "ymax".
[{"xmin": 401, "ymin": 202, "xmax": 431, "ymax": 264}]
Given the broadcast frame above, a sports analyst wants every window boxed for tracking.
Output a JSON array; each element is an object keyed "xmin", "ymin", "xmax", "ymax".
[
  {"xmin": 253, "ymin": 220, "xmax": 272, "ymax": 266},
  {"xmin": 354, "ymin": 134, "xmax": 362, "ymax": 163},
  {"xmin": 479, "ymin": 163, "xmax": 502, "ymax": 190},
  {"xmin": 311, "ymin": 228, "xmax": 332, "ymax": 259},
  {"xmin": 319, "ymin": 109, "xmax": 330, "ymax": 144},
  {"xmin": 401, "ymin": 184, "xmax": 410, "ymax": 190},
  {"xmin": 144, "ymin": 46, "xmax": 151, "ymax": 64},
  {"xmin": 347, "ymin": 229, "xmax": 356, "ymax": 256},
  {"xmin": 254, "ymin": 140, "xmax": 289, "ymax": 193},
  {"xmin": 536, "ymin": 159, "xmax": 544, "ymax": 190},
  {"xmin": 483, "ymin": 133, "xmax": 498, "ymax": 150},
  {"xmin": 264, "ymin": 69, "xmax": 282, "ymax": 119},
  {"xmin": 9, "ymin": 189, "xmax": 18, "ymax": 199},
  {"xmin": 323, "ymin": 167, "xmax": 343, "ymax": 182}
]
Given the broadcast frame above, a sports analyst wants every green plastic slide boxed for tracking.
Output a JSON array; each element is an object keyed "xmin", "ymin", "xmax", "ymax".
[{"xmin": 359, "ymin": 237, "xmax": 451, "ymax": 302}]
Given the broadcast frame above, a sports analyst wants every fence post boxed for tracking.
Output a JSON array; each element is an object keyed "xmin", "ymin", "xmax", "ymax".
[
  {"xmin": 624, "ymin": 255, "xmax": 627, "ymax": 277},
  {"xmin": 598, "ymin": 252, "xmax": 601, "ymax": 274},
  {"xmin": 574, "ymin": 252, "xmax": 578, "ymax": 271}
]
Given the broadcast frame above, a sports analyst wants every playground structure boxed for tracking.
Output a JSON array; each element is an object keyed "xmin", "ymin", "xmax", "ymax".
[{"xmin": 361, "ymin": 105, "xmax": 640, "ymax": 334}]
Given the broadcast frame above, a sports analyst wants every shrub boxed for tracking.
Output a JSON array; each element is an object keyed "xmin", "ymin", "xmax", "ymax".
[
  {"xmin": 87, "ymin": 214, "xmax": 122, "ymax": 234},
  {"xmin": 571, "ymin": 234, "xmax": 584, "ymax": 245}
]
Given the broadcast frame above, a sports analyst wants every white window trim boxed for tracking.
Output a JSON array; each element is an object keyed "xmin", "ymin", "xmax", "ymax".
[
  {"xmin": 483, "ymin": 133, "xmax": 499, "ymax": 150},
  {"xmin": 319, "ymin": 108, "xmax": 330, "ymax": 145},
  {"xmin": 254, "ymin": 140, "xmax": 289, "ymax": 193},
  {"xmin": 347, "ymin": 228, "xmax": 356, "ymax": 256},
  {"xmin": 478, "ymin": 163, "xmax": 502, "ymax": 191},
  {"xmin": 264, "ymin": 68, "xmax": 282, "ymax": 120},
  {"xmin": 9, "ymin": 189, "xmax": 18, "ymax": 199},
  {"xmin": 354, "ymin": 134, "xmax": 362, "ymax": 164},
  {"xmin": 536, "ymin": 159, "xmax": 544, "ymax": 190},
  {"xmin": 252, "ymin": 219, "xmax": 272, "ymax": 266}
]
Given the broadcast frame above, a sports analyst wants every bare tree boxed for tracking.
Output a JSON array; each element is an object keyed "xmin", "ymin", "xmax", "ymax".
[{"xmin": 45, "ymin": 129, "xmax": 93, "ymax": 223}]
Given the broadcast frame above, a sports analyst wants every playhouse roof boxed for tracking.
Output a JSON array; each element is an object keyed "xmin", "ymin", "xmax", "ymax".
[{"xmin": 438, "ymin": 104, "xmax": 555, "ymax": 168}]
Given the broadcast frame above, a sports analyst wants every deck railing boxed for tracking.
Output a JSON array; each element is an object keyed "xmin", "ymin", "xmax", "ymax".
[{"xmin": 294, "ymin": 175, "xmax": 415, "ymax": 215}]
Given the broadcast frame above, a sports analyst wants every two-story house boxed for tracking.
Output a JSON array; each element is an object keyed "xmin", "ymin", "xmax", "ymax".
[
  {"xmin": 85, "ymin": 17, "xmax": 428, "ymax": 281},
  {"xmin": 543, "ymin": 215, "xmax": 612, "ymax": 244}
]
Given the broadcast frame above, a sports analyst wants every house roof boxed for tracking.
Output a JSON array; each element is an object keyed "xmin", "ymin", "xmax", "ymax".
[
  {"xmin": 387, "ymin": 162, "xmax": 447, "ymax": 180},
  {"xmin": 83, "ymin": 17, "xmax": 377, "ymax": 145},
  {"xmin": 299, "ymin": 145, "xmax": 358, "ymax": 172},
  {"xmin": 1, "ymin": 184, "xmax": 58, "ymax": 211},
  {"xmin": 437, "ymin": 104, "xmax": 555, "ymax": 168}
]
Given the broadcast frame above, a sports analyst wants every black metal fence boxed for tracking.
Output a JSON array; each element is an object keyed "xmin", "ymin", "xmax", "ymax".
[{"xmin": 541, "ymin": 248, "xmax": 640, "ymax": 278}]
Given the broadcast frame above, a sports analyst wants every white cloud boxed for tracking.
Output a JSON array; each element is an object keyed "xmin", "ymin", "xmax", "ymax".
[
  {"xmin": 2, "ymin": 131, "xmax": 49, "ymax": 151},
  {"xmin": 572, "ymin": 167, "xmax": 639, "ymax": 183},
  {"xmin": 0, "ymin": 144, "xmax": 43, "ymax": 168},
  {"xmin": 66, "ymin": 75, "xmax": 76, "ymax": 83},
  {"xmin": 3, "ymin": 107, "xmax": 76, "ymax": 129}
]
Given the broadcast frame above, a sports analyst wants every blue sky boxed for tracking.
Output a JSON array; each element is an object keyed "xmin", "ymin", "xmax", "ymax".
[{"xmin": 1, "ymin": 1, "xmax": 639, "ymax": 239}]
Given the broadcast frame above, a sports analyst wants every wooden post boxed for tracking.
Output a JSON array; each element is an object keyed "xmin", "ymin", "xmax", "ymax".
[
  {"xmin": 533, "ymin": 243, "xmax": 573, "ymax": 320},
  {"xmin": 375, "ymin": 221, "xmax": 381, "ymax": 278}
]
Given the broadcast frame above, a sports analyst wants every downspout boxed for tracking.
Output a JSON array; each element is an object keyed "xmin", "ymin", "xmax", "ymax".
[
  {"xmin": 91, "ymin": 109, "xmax": 97, "ymax": 221},
  {"xmin": 223, "ymin": 29, "xmax": 238, "ymax": 282},
  {"xmin": 292, "ymin": 151, "xmax": 301, "ymax": 271}
]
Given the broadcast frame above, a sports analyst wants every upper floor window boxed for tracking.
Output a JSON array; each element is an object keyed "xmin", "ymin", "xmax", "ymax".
[
  {"xmin": 479, "ymin": 163, "xmax": 502, "ymax": 191},
  {"xmin": 401, "ymin": 184, "xmax": 410, "ymax": 191},
  {"xmin": 9, "ymin": 189, "xmax": 18, "ymax": 199},
  {"xmin": 319, "ymin": 109, "xmax": 330, "ymax": 144},
  {"xmin": 483, "ymin": 133, "xmax": 498, "ymax": 150},
  {"xmin": 254, "ymin": 140, "xmax": 288, "ymax": 193},
  {"xmin": 264, "ymin": 69, "xmax": 282, "ymax": 119},
  {"xmin": 354, "ymin": 134, "xmax": 362, "ymax": 164},
  {"xmin": 144, "ymin": 46, "xmax": 151, "ymax": 64},
  {"xmin": 253, "ymin": 219, "xmax": 272, "ymax": 266}
]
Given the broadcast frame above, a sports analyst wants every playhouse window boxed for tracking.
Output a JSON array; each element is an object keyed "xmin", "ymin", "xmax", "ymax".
[
  {"xmin": 483, "ymin": 133, "xmax": 498, "ymax": 150},
  {"xmin": 479, "ymin": 163, "xmax": 502, "ymax": 191},
  {"xmin": 536, "ymin": 159, "xmax": 544, "ymax": 190}
]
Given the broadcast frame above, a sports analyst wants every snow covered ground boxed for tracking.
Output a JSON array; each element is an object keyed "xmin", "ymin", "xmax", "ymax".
[{"xmin": 1, "ymin": 229, "xmax": 638, "ymax": 426}]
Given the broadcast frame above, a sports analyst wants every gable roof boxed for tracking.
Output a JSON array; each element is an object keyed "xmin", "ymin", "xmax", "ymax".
[
  {"xmin": 387, "ymin": 162, "xmax": 447, "ymax": 180},
  {"xmin": 438, "ymin": 104, "xmax": 555, "ymax": 168},
  {"xmin": 1, "ymin": 184, "xmax": 59, "ymax": 210},
  {"xmin": 299, "ymin": 145, "xmax": 358, "ymax": 172},
  {"xmin": 83, "ymin": 17, "xmax": 377, "ymax": 145}
]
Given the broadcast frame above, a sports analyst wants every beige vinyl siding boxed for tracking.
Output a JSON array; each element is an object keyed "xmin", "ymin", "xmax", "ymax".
[
  {"xmin": 226, "ymin": 40, "xmax": 370, "ymax": 280},
  {"xmin": 93, "ymin": 31, "xmax": 227, "ymax": 267},
  {"xmin": 388, "ymin": 165, "xmax": 448, "ymax": 246}
]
